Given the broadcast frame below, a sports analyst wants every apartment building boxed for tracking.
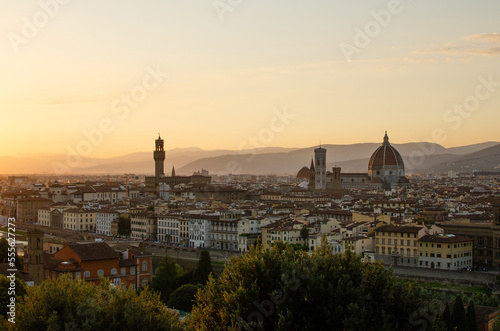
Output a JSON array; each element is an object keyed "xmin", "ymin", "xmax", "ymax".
[
  {"xmin": 374, "ymin": 225, "xmax": 427, "ymax": 267},
  {"xmin": 417, "ymin": 234, "xmax": 473, "ymax": 270}
]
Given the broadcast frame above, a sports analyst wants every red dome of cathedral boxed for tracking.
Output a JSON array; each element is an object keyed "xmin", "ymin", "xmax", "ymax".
[
  {"xmin": 297, "ymin": 166, "xmax": 310, "ymax": 179},
  {"xmin": 368, "ymin": 132, "xmax": 404, "ymax": 172}
]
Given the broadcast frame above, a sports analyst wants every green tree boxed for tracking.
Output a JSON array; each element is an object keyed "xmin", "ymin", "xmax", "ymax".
[
  {"xmin": 167, "ymin": 284, "xmax": 201, "ymax": 312},
  {"xmin": 441, "ymin": 303, "xmax": 453, "ymax": 331},
  {"xmin": 466, "ymin": 300, "xmax": 478, "ymax": 331},
  {"xmin": 300, "ymin": 225, "xmax": 309, "ymax": 247},
  {"xmin": 0, "ymin": 275, "xmax": 26, "ymax": 318},
  {"xmin": 189, "ymin": 241, "xmax": 427, "ymax": 330},
  {"xmin": 429, "ymin": 317, "xmax": 449, "ymax": 331},
  {"xmin": 192, "ymin": 250, "xmax": 213, "ymax": 285},
  {"xmin": 117, "ymin": 215, "xmax": 131, "ymax": 236},
  {"xmin": 290, "ymin": 243, "xmax": 308, "ymax": 251},
  {"xmin": 150, "ymin": 256, "xmax": 182, "ymax": 303},
  {"xmin": 178, "ymin": 266, "xmax": 195, "ymax": 287},
  {"xmin": 12, "ymin": 274, "xmax": 182, "ymax": 331},
  {"xmin": 451, "ymin": 295, "xmax": 468, "ymax": 331}
]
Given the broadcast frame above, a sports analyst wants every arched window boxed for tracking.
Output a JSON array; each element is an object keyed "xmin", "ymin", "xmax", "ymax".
[
  {"xmin": 110, "ymin": 268, "xmax": 117, "ymax": 275},
  {"xmin": 84, "ymin": 271, "xmax": 90, "ymax": 278},
  {"xmin": 97, "ymin": 269, "xmax": 104, "ymax": 276}
]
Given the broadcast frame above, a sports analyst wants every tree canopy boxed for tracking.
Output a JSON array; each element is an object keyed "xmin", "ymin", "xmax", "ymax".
[
  {"xmin": 0, "ymin": 275, "xmax": 26, "ymax": 318},
  {"xmin": 451, "ymin": 295, "xmax": 467, "ymax": 331},
  {"xmin": 117, "ymin": 215, "xmax": 131, "ymax": 236},
  {"xmin": 189, "ymin": 240, "xmax": 427, "ymax": 330},
  {"xmin": 300, "ymin": 225, "xmax": 309, "ymax": 247},
  {"xmin": 150, "ymin": 256, "xmax": 183, "ymax": 304},
  {"xmin": 9, "ymin": 274, "xmax": 182, "ymax": 331},
  {"xmin": 167, "ymin": 284, "xmax": 201, "ymax": 313},
  {"xmin": 191, "ymin": 250, "xmax": 213, "ymax": 285}
]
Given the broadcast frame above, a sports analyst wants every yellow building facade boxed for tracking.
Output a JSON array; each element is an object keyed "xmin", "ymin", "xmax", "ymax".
[
  {"xmin": 417, "ymin": 234, "xmax": 473, "ymax": 270},
  {"xmin": 374, "ymin": 225, "xmax": 427, "ymax": 267}
]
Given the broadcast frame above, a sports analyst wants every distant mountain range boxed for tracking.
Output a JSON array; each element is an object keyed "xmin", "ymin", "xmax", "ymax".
[{"xmin": 1, "ymin": 142, "xmax": 499, "ymax": 176}]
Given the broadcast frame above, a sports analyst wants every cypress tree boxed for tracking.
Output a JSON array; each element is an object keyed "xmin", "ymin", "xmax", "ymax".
[
  {"xmin": 441, "ymin": 303, "xmax": 453, "ymax": 331},
  {"xmin": 466, "ymin": 300, "xmax": 479, "ymax": 331},
  {"xmin": 192, "ymin": 250, "xmax": 213, "ymax": 285},
  {"xmin": 451, "ymin": 295, "xmax": 468, "ymax": 331}
]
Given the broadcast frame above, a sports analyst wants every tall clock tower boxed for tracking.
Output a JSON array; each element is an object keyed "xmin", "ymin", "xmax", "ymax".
[{"xmin": 154, "ymin": 134, "xmax": 165, "ymax": 178}]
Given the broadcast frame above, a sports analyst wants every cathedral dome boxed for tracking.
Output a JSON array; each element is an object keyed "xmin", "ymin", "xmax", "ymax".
[
  {"xmin": 297, "ymin": 166, "xmax": 310, "ymax": 179},
  {"xmin": 368, "ymin": 132, "xmax": 404, "ymax": 172}
]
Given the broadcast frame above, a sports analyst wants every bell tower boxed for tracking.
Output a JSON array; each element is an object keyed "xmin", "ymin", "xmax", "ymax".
[
  {"xmin": 25, "ymin": 229, "xmax": 44, "ymax": 285},
  {"xmin": 154, "ymin": 134, "xmax": 165, "ymax": 178},
  {"xmin": 314, "ymin": 146, "xmax": 327, "ymax": 190}
]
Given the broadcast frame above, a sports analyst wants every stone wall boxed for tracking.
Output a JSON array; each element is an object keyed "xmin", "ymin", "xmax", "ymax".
[
  {"xmin": 390, "ymin": 265, "xmax": 497, "ymax": 286},
  {"xmin": 139, "ymin": 243, "xmax": 240, "ymax": 262}
]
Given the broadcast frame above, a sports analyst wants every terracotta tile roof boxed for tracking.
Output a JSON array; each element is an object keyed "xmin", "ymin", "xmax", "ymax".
[
  {"xmin": 67, "ymin": 242, "xmax": 119, "ymax": 261},
  {"xmin": 418, "ymin": 234, "xmax": 472, "ymax": 243},
  {"xmin": 375, "ymin": 225, "xmax": 424, "ymax": 233}
]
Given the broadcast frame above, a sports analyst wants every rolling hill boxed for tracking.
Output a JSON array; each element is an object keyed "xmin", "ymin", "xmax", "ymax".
[{"xmin": 1, "ymin": 142, "xmax": 498, "ymax": 176}]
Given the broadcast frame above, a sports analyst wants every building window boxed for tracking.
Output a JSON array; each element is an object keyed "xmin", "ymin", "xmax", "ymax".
[
  {"xmin": 97, "ymin": 269, "xmax": 104, "ymax": 276},
  {"xmin": 141, "ymin": 278, "xmax": 149, "ymax": 288},
  {"xmin": 111, "ymin": 268, "xmax": 117, "ymax": 275},
  {"xmin": 84, "ymin": 271, "xmax": 90, "ymax": 278},
  {"xmin": 75, "ymin": 271, "xmax": 81, "ymax": 279},
  {"xmin": 121, "ymin": 267, "xmax": 126, "ymax": 276},
  {"xmin": 131, "ymin": 267, "xmax": 136, "ymax": 275}
]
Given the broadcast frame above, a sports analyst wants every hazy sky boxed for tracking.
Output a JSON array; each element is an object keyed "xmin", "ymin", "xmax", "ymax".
[{"xmin": 1, "ymin": 0, "xmax": 499, "ymax": 158}]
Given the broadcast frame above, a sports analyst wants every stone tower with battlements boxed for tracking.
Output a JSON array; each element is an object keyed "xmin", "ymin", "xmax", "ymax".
[{"xmin": 154, "ymin": 134, "xmax": 165, "ymax": 178}]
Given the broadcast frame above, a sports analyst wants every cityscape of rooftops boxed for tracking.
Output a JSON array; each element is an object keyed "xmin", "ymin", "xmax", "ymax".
[{"xmin": 1, "ymin": 1, "xmax": 500, "ymax": 330}]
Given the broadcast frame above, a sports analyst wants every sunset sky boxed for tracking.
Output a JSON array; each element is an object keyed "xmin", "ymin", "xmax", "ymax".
[{"xmin": 1, "ymin": 0, "xmax": 499, "ymax": 158}]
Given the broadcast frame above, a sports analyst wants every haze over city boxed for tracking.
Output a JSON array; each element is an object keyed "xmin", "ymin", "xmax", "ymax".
[{"xmin": 1, "ymin": 0, "xmax": 500, "ymax": 162}]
